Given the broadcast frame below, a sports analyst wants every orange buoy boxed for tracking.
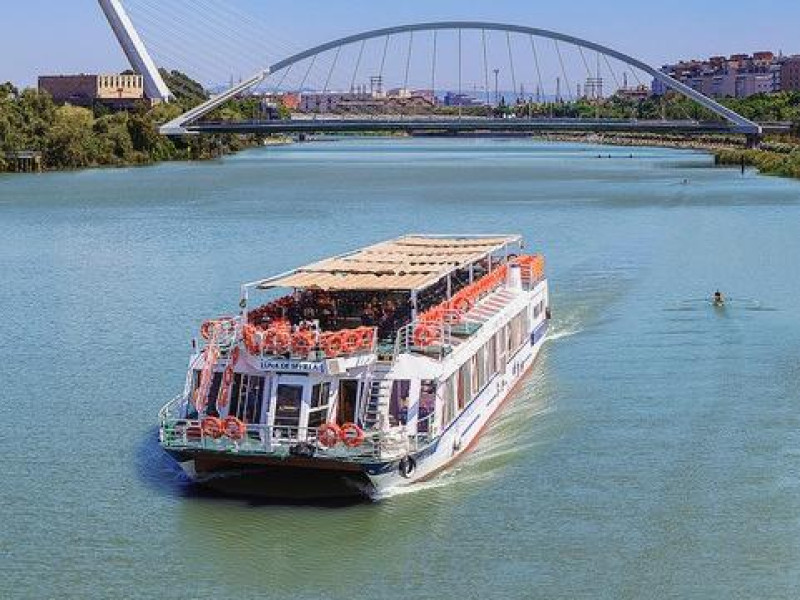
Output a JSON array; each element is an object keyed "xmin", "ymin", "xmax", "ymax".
[
  {"xmin": 242, "ymin": 324, "xmax": 263, "ymax": 355},
  {"xmin": 291, "ymin": 331, "xmax": 314, "ymax": 356},
  {"xmin": 223, "ymin": 416, "xmax": 247, "ymax": 440},
  {"xmin": 342, "ymin": 330, "xmax": 361, "ymax": 354},
  {"xmin": 261, "ymin": 328, "xmax": 277, "ymax": 354},
  {"xmin": 201, "ymin": 416, "xmax": 224, "ymax": 440},
  {"xmin": 322, "ymin": 333, "xmax": 344, "ymax": 358},
  {"xmin": 453, "ymin": 295, "xmax": 472, "ymax": 315},
  {"xmin": 200, "ymin": 320, "xmax": 215, "ymax": 341},
  {"xmin": 200, "ymin": 317, "xmax": 235, "ymax": 341},
  {"xmin": 358, "ymin": 327, "xmax": 375, "ymax": 351},
  {"xmin": 413, "ymin": 324, "xmax": 438, "ymax": 348},
  {"xmin": 317, "ymin": 423, "xmax": 341, "ymax": 448},
  {"xmin": 273, "ymin": 330, "xmax": 292, "ymax": 354},
  {"xmin": 340, "ymin": 423, "xmax": 365, "ymax": 448}
]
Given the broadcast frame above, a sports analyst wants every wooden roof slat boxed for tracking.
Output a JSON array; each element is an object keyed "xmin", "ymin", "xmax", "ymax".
[{"xmin": 256, "ymin": 234, "xmax": 520, "ymax": 292}]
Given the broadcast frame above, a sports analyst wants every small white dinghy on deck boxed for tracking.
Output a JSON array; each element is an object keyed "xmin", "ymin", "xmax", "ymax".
[{"xmin": 159, "ymin": 234, "xmax": 551, "ymax": 500}]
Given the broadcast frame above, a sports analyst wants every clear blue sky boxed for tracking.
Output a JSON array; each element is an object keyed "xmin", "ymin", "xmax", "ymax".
[{"xmin": 2, "ymin": 0, "xmax": 798, "ymax": 87}]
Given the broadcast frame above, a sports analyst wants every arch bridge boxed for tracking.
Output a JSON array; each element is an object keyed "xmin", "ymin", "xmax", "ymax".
[{"xmin": 159, "ymin": 21, "xmax": 762, "ymax": 139}]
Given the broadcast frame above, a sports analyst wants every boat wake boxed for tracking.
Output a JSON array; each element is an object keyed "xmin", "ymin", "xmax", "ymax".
[
  {"xmin": 548, "ymin": 325, "xmax": 583, "ymax": 341},
  {"xmin": 375, "ymin": 468, "xmax": 497, "ymax": 501}
]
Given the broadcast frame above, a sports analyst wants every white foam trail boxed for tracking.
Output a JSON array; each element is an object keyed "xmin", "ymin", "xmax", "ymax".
[
  {"xmin": 377, "ymin": 469, "xmax": 496, "ymax": 501},
  {"xmin": 548, "ymin": 327, "xmax": 582, "ymax": 341}
]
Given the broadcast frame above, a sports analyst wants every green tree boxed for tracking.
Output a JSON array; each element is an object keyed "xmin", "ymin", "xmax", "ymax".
[{"xmin": 45, "ymin": 105, "xmax": 97, "ymax": 168}]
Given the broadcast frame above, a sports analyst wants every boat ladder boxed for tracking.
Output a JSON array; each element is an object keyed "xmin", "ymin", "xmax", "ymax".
[{"xmin": 362, "ymin": 363, "xmax": 393, "ymax": 430}]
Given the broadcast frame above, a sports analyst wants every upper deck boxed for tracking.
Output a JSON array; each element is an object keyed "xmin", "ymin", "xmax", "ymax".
[
  {"xmin": 193, "ymin": 234, "xmax": 545, "ymax": 366},
  {"xmin": 251, "ymin": 234, "xmax": 523, "ymax": 293}
]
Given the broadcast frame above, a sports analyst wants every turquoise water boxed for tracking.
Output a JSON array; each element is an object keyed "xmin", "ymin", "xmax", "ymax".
[{"xmin": 2, "ymin": 138, "xmax": 800, "ymax": 599}]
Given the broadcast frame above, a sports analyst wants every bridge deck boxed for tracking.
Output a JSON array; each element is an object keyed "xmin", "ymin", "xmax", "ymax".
[{"xmin": 188, "ymin": 118, "xmax": 761, "ymax": 136}]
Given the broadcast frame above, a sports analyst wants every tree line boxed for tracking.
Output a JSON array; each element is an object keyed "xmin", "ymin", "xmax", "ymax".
[{"xmin": 0, "ymin": 70, "xmax": 266, "ymax": 172}]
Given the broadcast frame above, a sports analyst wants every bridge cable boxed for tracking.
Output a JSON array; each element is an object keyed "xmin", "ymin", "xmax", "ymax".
[
  {"xmin": 182, "ymin": 0, "xmax": 302, "ymax": 59},
  {"xmin": 554, "ymin": 41, "xmax": 574, "ymax": 102},
  {"xmin": 132, "ymin": 0, "xmax": 276, "ymax": 81},
  {"xmin": 272, "ymin": 64, "xmax": 294, "ymax": 94},
  {"xmin": 379, "ymin": 36, "xmax": 391, "ymax": 85},
  {"xmin": 458, "ymin": 29, "xmax": 463, "ymax": 118},
  {"xmin": 298, "ymin": 54, "xmax": 318, "ymax": 92},
  {"xmin": 529, "ymin": 35, "xmax": 545, "ymax": 104},
  {"xmin": 602, "ymin": 55, "xmax": 622, "ymax": 91},
  {"xmin": 506, "ymin": 32, "xmax": 518, "ymax": 103},
  {"xmin": 482, "ymin": 30, "xmax": 491, "ymax": 106},
  {"xmin": 350, "ymin": 40, "xmax": 366, "ymax": 93},
  {"xmin": 578, "ymin": 46, "xmax": 593, "ymax": 84},
  {"xmin": 314, "ymin": 46, "xmax": 341, "ymax": 121},
  {"xmin": 322, "ymin": 47, "xmax": 341, "ymax": 94},
  {"xmin": 431, "ymin": 31, "xmax": 438, "ymax": 104},
  {"xmin": 403, "ymin": 32, "xmax": 414, "ymax": 92},
  {"xmin": 128, "ymin": 3, "xmax": 239, "ymax": 85}
]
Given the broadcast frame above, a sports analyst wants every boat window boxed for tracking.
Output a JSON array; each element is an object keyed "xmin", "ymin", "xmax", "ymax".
[
  {"xmin": 494, "ymin": 331, "xmax": 506, "ymax": 373},
  {"xmin": 389, "ymin": 379, "xmax": 411, "ymax": 426},
  {"xmin": 308, "ymin": 382, "xmax": 331, "ymax": 428},
  {"xmin": 442, "ymin": 375, "xmax": 456, "ymax": 427},
  {"xmin": 470, "ymin": 354, "xmax": 480, "ymax": 398},
  {"xmin": 230, "ymin": 374, "xmax": 266, "ymax": 423},
  {"xmin": 274, "ymin": 384, "xmax": 303, "ymax": 427},
  {"xmin": 476, "ymin": 346, "xmax": 487, "ymax": 392},
  {"xmin": 487, "ymin": 335, "xmax": 498, "ymax": 379},
  {"xmin": 457, "ymin": 363, "xmax": 471, "ymax": 410},
  {"xmin": 508, "ymin": 308, "xmax": 530, "ymax": 353},
  {"xmin": 418, "ymin": 380, "xmax": 436, "ymax": 434}
]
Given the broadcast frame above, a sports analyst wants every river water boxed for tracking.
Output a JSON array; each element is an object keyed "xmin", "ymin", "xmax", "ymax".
[{"xmin": 1, "ymin": 138, "xmax": 800, "ymax": 599}]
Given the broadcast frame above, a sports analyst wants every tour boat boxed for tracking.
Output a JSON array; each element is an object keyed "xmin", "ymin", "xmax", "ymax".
[{"xmin": 159, "ymin": 234, "xmax": 550, "ymax": 499}]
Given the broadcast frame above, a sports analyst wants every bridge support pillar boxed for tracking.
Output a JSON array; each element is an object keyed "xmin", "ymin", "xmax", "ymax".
[{"xmin": 745, "ymin": 133, "xmax": 762, "ymax": 149}]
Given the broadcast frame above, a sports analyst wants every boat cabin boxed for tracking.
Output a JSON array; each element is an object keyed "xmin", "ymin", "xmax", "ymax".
[{"xmin": 173, "ymin": 234, "xmax": 545, "ymax": 453}]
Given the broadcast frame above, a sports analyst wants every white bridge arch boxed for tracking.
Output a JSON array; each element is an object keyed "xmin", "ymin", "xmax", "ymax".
[{"xmin": 160, "ymin": 21, "xmax": 761, "ymax": 136}]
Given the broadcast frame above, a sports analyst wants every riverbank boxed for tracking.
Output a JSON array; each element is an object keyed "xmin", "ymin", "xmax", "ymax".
[
  {"xmin": 0, "ymin": 75, "xmax": 294, "ymax": 173},
  {"xmin": 530, "ymin": 131, "xmax": 800, "ymax": 179}
]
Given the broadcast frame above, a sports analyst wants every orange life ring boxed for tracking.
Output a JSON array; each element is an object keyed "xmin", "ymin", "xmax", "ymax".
[
  {"xmin": 201, "ymin": 416, "xmax": 224, "ymax": 440},
  {"xmin": 322, "ymin": 333, "xmax": 343, "ymax": 358},
  {"xmin": 200, "ymin": 320, "xmax": 214, "ymax": 341},
  {"xmin": 273, "ymin": 330, "xmax": 292, "ymax": 354},
  {"xmin": 242, "ymin": 324, "xmax": 262, "ymax": 355},
  {"xmin": 261, "ymin": 329, "xmax": 277, "ymax": 354},
  {"xmin": 200, "ymin": 317, "xmax": 235, "ymax": 341},
  {"xmin": 340, "ymin": 423, "xmax": 365, "ymax": 448},
  {"xmin": 420, "ymin": 307, "xmax": 444, "ymax": 323},
  {"xmin": 223, "ymin": 416, "xmax": 247, "ymax": 440},
  {"xmin": 317, "ymin": 423, "xmax": 341, "ymax": 448},
  {"xmin": 413, "ymin": 324, "xmax": 438, "ymax": 348},
  {"xmin": 453, "ymin": 295, "xmax": 472, "ymax": 315},
  {"xmin": 342, "ymin": 330, "xmax": 361, "ymax": 353},
  {"xmin": 359, "ymin": 327, "xmax": 375, "ymax": 350},
  {"xmin": 291, "ymin": 331, "xmax": 314, "ymax": 355}
]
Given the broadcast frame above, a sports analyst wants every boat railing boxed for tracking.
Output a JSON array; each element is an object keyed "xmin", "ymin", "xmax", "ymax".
[
  {"xmin": 394, "ymin": 320, "xmax": 451, "ymax": 360},
  {"xmin": 159, "ymin": 410, "xmax": 419, "ymax": 461},
  {"xmin": 202, "ymin": 319, "xmax": 378, "ymax": 363}
]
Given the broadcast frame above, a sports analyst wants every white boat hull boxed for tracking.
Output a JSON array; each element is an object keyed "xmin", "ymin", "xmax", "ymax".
[{"xmin": 366, "ymin": 325, "xmax": 547, "ymax": 495}]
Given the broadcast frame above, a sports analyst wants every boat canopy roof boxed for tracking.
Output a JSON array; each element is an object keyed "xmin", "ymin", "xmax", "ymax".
[{"xmin": 252, "ymin": 234, "xmax": 522, "ymax": 292}]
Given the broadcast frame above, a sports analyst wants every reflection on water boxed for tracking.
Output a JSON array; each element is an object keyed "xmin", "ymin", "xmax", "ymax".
[{"xmin": 3, "ymin": 138, "xmax": 800, "ymax": 599}]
